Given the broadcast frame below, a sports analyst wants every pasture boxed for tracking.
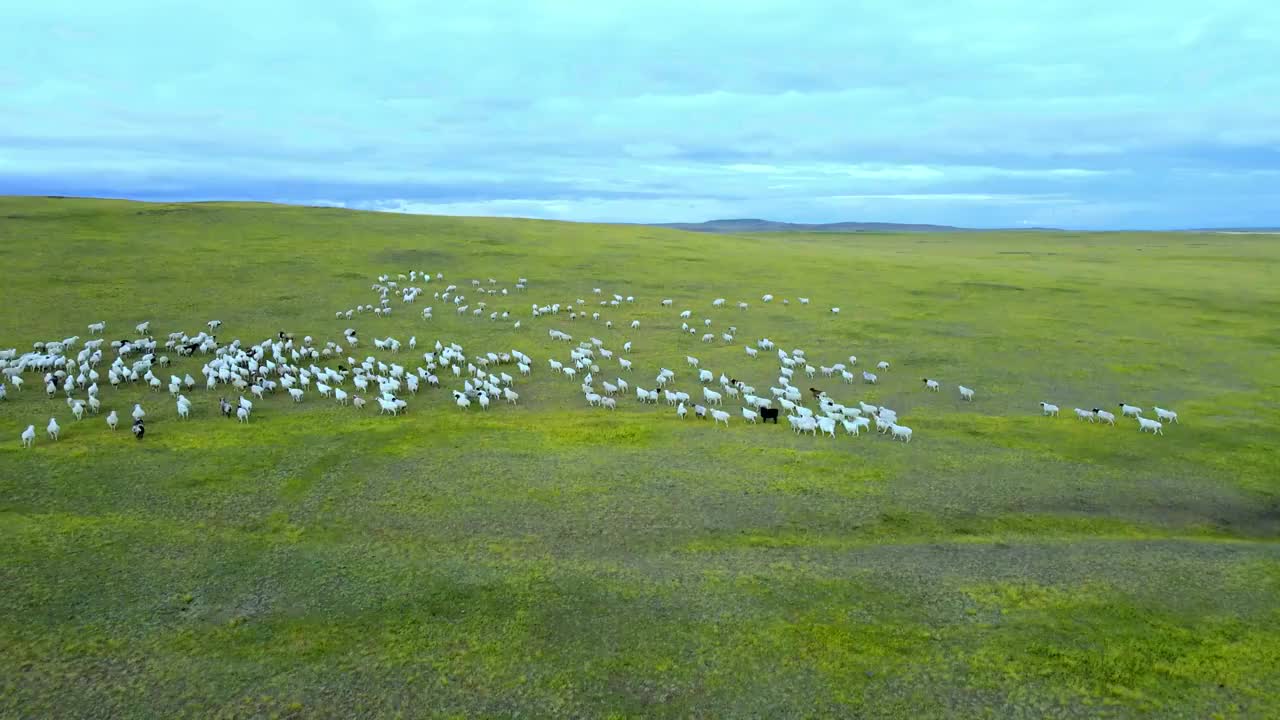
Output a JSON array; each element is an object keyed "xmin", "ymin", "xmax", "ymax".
[{"xmin": 1, "ymin": 196, "xmax": 1278, "ymax": 718}]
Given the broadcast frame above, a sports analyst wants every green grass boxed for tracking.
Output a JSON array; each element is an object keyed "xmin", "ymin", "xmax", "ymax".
[{"xmin": 1, "ymin": 196, "xmax": 1278, "ymax": 718}]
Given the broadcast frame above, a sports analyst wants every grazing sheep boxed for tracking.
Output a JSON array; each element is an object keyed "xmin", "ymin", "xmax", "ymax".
[
  {"xmin": 1039, "ymin": 402, "xmax": 1060, "ymax": 417},
  {"xmin": 694, "ymin": 404, "xmax": 708, "ymax": 420},
  {"xmin": 876, "ymin": 361, "xmax": 890, "ymax": 371},
  {"xmin": 47, "ymin": 417, "xmax": 61, "ymax": 440},
  {"xmin": 711, "ymin": 409, "xmax": 731, "ymax": 426},
  {"xmin": 830, "ymin": 307, "xmax": 840, "ymax": 314},
  {"xmin": 21, "ymin": 425, "xmax": 35, "ymax": 448},
  {"xmin": 702, "ymin": 388, "xmax": 723, "ymax": 405},
  {"xmin": 923, "ymin": 378, "xmax": 940, "ymax": 392},
  {"xmin": 1092, "ymin": 408, "xmax": 1116, "ymax": 425},
  {"xmin": 1073, "ymin": 408, "xmax": 1096, "ymax": 422},
  {"xmin": 958, "ymin": 385, "xmax": 975, "ymax": 401},
  {"xmin": 862, "ymin": 371, "xmax": 878, "ymax": 384},
  {"xmin": 1137, "ymin": 416, "xmax": 1164, "ymax": 435},
  {"xmin": 1153, "ymin": 407, "xmax": 1179, "ymax": 424},
  {"xmin": 1119, "ymin": 403, "xmax": 1143, "ymax": 418}
]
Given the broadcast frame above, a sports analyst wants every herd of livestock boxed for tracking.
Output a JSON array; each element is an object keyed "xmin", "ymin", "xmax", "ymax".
[{"xmin": 3, "ymin": 270, "xmax": 1180, "ymax": 448}]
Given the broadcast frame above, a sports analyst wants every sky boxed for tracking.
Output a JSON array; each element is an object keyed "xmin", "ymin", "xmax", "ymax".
[{"xmin": 2, "ymin": 1, "xmax": 1278, "ymax": 229}]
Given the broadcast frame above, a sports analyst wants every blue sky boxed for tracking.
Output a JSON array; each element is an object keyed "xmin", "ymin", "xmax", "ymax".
[{"xmin": 2, "ymin": 1, "xmax": 1278, "ymax": 228}]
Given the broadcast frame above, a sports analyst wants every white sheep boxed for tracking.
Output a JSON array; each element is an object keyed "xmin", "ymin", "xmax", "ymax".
[
  {"xmin": 601, "ymin": 396, "xmax": 617, "ymax": 410},
  {"xmin": 876, "ymin": 361, "xmax": 890, "ymax": 371},
  {"xmin": 841, "ymin": 370, "xmax": 854, "ymax": 384},
  {"xmin": 1119, "ymin": 403, "xmax": 1143, "ymax": 418},
  {"xmin": 677, "ymin": 402, "xmax": 687, "ymax": 419},
  {"xmin": 890, "ymin": 424, "xmax": 913, "ymax": 443},
  {"xmin": 711, "ymin": 409, "xmax": 731, "ymax": 426},
  {"xmin": 1039, "ymin": 402, "xmax": 1060, "ymax": 417},
  {"xmin": 1092, "ymin": 408, "xmax": 1116, "ymax": 425},
  {"xmin": 830, "ymin": 307, "xmax": 840, "ymax": 314},
  {"xmin": 237, "ymin": 407, "xmax": 250, "ymax": 423},
  {"xmin": 862, "ymin": 371, "xmax": 878, "ymax": 384},
  {"xmin": 923, "ymin": 378, "xmax": 940, "ymax": 392},
  {"xmin": 702, "ymin": 387, "xmax": 722, "ymax": 405},
  {"xmin": 335, "ymin": 388, "xmax": 349, "ymax": 405},
  {"xmin": 741, "ymin": 407, "xmax": 759, "ymax": 423},
  {"xmin": 817, "ymin": 416, "xmax": 837, "ymax": 438},
  {"xmin": 353, "ymin": 397, "xmax": 367, "ymax": 410},
  {"xmin": 21, "ymin": 425, "xmax": 35, "ymax": 448},
  {"xmin": 698, "ymin": 369, "xmax": 714, "ymax": 383},
  {"xmin": 106, "ymin": 410, "xmax": 119, "ymax": 430},
  {"xmin": 1137, "ymin": 417, "xmax": 1164, "ymax": 436},
  {"xmin": 958, "ymin": 385, "xmax": 975, "ymax": 401},
  {"xmin": 1153, "ymin": 407, "xmax": 1179, "ymax": 424},
  {"xmin": 1073, "ymin": 408, "xmax": 1095, "ymax": 422},
  {"xmin": 47, "ymin": 417, "xmax": 61, "ymax": 440}
]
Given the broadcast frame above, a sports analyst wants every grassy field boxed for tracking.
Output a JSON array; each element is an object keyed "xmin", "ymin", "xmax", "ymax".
[{"xmin": 1, "ymin": 196, "xmax": 1278, "ymax": 718}]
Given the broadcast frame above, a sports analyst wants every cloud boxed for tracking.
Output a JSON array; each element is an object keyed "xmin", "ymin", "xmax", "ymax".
[{"xmin": 1, "ymin": 0, "xmax": 1278, "ymax": 228}]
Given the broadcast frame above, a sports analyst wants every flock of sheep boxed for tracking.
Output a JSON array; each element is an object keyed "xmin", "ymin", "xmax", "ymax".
[{"xmin": 3, "ymin": 269, "xmax": 1181, "ymax": 448}]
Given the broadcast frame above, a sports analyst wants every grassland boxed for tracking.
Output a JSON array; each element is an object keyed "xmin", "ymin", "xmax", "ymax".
[{"xmin": 1, "ymin": 196, "xmax": 1278, "ymax": 718}]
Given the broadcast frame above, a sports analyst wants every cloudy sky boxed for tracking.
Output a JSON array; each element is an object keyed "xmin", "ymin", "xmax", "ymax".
[{"xmin": 2, "ymin": 1, "xmax": 1277, "ymax": 228}]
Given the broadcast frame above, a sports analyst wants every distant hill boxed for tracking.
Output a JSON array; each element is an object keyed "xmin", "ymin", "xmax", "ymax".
[{"xmin": 650, "ymin": 218, "xmax": 1005, "ymax": 233}]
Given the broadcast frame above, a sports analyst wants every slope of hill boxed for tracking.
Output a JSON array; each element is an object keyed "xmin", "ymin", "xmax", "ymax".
[
  {"xmin": 651, "ymin": 217, "xmax": 972, "ymax": 232},
  {"xmin": 1, "ymin": 196, "xmax": 1278, "ymax": 719}
]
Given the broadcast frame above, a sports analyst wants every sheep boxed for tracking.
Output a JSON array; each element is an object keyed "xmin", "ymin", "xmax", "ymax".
[
  {"xmin": 601, "ymin": 396, "xmax": 617, "ymax": 410},
  {"xmin": 1073, "ymin": 408, "xmax": 1096, "ymax": 422},
  {"xmin": 745, "ymin": 346, "xmax": 759, "ymax": 359},
  {"xmin": 132, "ymin": 404, "xmax": 146, "ymax": 421},
  {"xmin": 504, "ymin": 388, "xmax": 520, "ymax": 404},
  {"xmin": 630, "ymin": 320, "xmax": 640, "ymax": 329},
  {"xmin": 177, "ymin": 400, "xmax": 190, "ymax": 419},
  {"xmin": 958, "ymin": 385, "xmax": 975, "ymax": 401},
  {"xmin": 702, "ymin": 387, "xmax": 723, "ymax": 405},
  {"xmin": 817, "ymin": 416, "xmax": 837, "ymax": 438},
  {"xmin": 619, "ymin": 358, "xmax": 633, "ymax": 371},
  {"xmin": 923, "ymin": 378, "xmax": 940, "ymax": 392},
  {"xmin": 711, "ymin": 409, "xmax": 731, "ymax": 426},
  {"xmin": 107, "ymin": 410, "xmax": 119, "ymax": 430},
  {"xmin": 335, "ymin": 388, "xmax": 349, "ymax": 405},
  {"xmin": 623, "ymin": 341, "xmax": 632, "ymax": 353},
  {"xmin": 132, "ymin": 419, "xmax": 145, "ymax": 440},
  {"xmin": 698, "ymin": 369, "xmax": 714, "ymax": 383},
  {"xmin": 686, "ymin": 355, "xmax": 700, "ymax": 368},
  {"xmin": 1153, "ymin": 407, "xmax": 1179, "ymax": 424},
  {"xmin": 47, "ymin": 417, "xmax": 61, "ymax": 440},
  {"xmin": 71, "ymin": 402, "xmax": 85, "ymax": 421},
  {"xmin": 1119, "ymin": 403, "xmax": 1143, "ymax": 418},
  {"xmin": 677, "ymin": 402, "xmax": 687, "ymax": 419},
  {"xmin": 841, "ymin": 370, "xmax": 854, "ymax": 384},
  {"xmin": 478, "ymin": 394, "xmax": 490, "ymax": 410},
  {"xmin": 830, "ymin": 307, "xmax": 840, "ymax": 314},
  {"xmin": 1092, "ymin": 408, "xmax": 1117, "ymax": 425},
  {"xmin": 87, "ymin": 321, "xmax": 106, "ymax": 335},
  {"xmin": 21, "ymin": 425, "xmax": 35, "ymax": 448},
  {"xmin": 842, "ymin": 417, "xmax": 870, "ymax": 436},
  {"xmin": 1137, "ymin": 417, "xmax": 1164, "ymax": 436},
  {"xmin": 890, "ymin": 424, "xmax": 913, "ymax": 443},
  {"xmin": 585, "ymin": 392, "xmax": 602, "ymax": 407},
  {"xmin": 798, "ymin": 297, "xmax": 809, "ymax": 305},
  {"xmin": 742, "ymin": 407, "xmax": 759, "ymax": 423},
  {"xmin": 694, "ymin": 404, "xmax": 708, "ymax": 420},
  {"xmin": 862, "ymin": 371, "xmax": 878, "ymax": 384},
  {"xmin": 1039, "ymin": 402, "xmax": 1060, "ymax": 417},
  {"xmin": 236, "ymin": 407, "xmax": 250, "ymax": 423},
  {"xmin": 877, "ymin": 361, "xmax": 890, "ymax": 371}
]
